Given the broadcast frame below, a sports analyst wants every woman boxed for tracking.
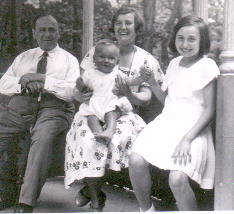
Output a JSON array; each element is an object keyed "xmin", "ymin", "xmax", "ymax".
[{"xmin": 65, "ymin": 5, "xmax": 164, "ymax": 211}]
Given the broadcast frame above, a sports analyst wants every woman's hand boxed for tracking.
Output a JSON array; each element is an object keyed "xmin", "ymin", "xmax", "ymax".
[
  {"xmin": 76, "ymin": 77, "xmax": 87, "ymax": 92},
  {"xmin": 171, "ymin": 136, "xmax": 192, "ymax": 166},
  {"xmin": 114, "ymin": 75, "xmax": 132, "ymax": 97},
  {"xmin": 73, "ymin": 88, "xmax": 92, "ymax": 104}
]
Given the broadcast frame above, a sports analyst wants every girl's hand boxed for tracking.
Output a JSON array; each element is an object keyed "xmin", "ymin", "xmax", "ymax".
[
  {"xmin": 171, "ymin": 136, "xmax": 192, "ymax": 166},
  {"xmin": 73, "ymin": 88, "xmax": 92, "ymax": 104},
  {"xmin": 139, "ymin": 66, "xmax": 156, "ymax": 86},
  {"xmin": 115, "ymin": 75, "xmax": 132, "ymax": 97}
]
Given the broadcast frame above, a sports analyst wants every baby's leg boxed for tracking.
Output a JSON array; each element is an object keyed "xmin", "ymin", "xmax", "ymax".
[
  {"xmin": 94, "ymin": 110, "xmax": 120, "ymax": 144},
  {"xmin": 87, "ymin": 115, "xmax": 103, "ymax": 135}
]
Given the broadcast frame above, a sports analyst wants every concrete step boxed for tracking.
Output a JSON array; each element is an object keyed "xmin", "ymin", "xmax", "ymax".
[
  {"xmin": 1, "ymin": 176, "xmax": 140, "ymax": 213},
  {"xmin": 1, "ymin": 176, "xmax": 178, "ymax": 213}
]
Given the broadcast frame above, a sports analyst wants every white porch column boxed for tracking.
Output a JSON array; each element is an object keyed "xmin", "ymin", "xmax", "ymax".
[
  {"xmin": 193, "ymin": 0, "xmax": 208, "ymax": 22},
  {"xmin": 215, "ymin": 0, "xmax": 234, "ymax": 210},
  {"xmin": 82, "ymin": 0, "xmax": 94, "ymax": 58}
]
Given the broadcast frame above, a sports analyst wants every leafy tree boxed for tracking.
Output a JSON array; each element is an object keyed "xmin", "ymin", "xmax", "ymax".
[
  {"xmin": 142, "ymin": 0, "xmax": 156, "ymax": 52},
  {"xmin": 0, "ymin": 0, "xmax": 83, "ymax": 73},
  {"xmin": 0, "ymin": 0, "xmax": 224, "ymax": 73},
  {"xmin": 94, "ymin": 0, "xmax": 114, "ymax": 43}
]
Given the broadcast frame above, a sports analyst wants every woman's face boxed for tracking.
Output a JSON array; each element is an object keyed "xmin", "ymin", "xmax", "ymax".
[
  {"xmin": 175, "ymin": 26, "xmax": 200, "ymax": 61},
  {"xmin": 114, "ymin": 13, "xmax": 136, "ymax": 46}
]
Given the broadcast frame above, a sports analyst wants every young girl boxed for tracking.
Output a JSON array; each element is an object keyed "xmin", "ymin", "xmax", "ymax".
[{"xmin": 129, "ymin": 15, "xmax": 220, "ymax": 212}]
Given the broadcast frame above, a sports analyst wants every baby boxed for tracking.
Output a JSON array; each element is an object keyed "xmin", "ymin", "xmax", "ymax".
[{"xmin": 76, "ymin": 39, "xmax": 146, "ymax": 144}]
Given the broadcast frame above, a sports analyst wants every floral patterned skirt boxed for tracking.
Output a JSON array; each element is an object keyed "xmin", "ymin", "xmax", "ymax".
[{"xmin": 64, "ymin": 111, "xmax": 146, "ymax": 188}]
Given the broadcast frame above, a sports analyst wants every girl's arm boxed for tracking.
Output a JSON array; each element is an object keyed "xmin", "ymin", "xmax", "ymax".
[
  {"xmin": 114, "ymin": 75, "xmax": 152, "ymax": 106},
  {"xmin": 130, "ymin": 87, "xmax": 152, "ymax": 106},
  {"xmin": 184, "ymin": 80, "xmax": 216, "ymax": 141},
  {"xmin": 172, "ymin": 79, "xmax": 217, "ymax": 165},
  {"xmin": 138, "ymin": 67, "xmax": 167, "ymax": 105},
  {"xmin": 125, "ymin": 76, "xmax": 144, "ymax": 86},
  {"xmin": 148, "ymin": 80, "xmax": 167, "ymax": 105}
]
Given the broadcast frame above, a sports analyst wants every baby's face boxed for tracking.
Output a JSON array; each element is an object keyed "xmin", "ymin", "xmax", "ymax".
[{"xmin": 93, "ymin": 45, "xmax": 119, "ymax": 74}]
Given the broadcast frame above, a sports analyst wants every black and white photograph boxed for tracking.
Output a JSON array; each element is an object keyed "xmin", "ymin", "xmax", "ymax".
[{"xmin": 0, "ymin": 0, "xmax": 231, "ymax": 213}]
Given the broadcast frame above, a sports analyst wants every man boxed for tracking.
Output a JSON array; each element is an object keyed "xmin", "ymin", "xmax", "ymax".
[{"xmin": 0, "ymin": 15, "xmax": 80, "ymax": 212}]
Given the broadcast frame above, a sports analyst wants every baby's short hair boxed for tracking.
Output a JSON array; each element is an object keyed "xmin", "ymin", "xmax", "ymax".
[{"xmin": 94, "ymin": 39, "xmax": 119, "ymax": 56}]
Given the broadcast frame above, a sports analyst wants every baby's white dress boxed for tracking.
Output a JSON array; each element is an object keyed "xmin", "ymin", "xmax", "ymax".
[
  {"xmin": 133, "ymin": 56, "xmax": 220, "ymax": 189},
  {"xmin": 78, "ymin": 66, "xmax": 132, "ymax": 122}
]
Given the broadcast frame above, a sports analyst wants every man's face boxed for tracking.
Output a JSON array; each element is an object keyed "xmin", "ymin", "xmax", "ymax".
[{"xmin": 33, "ymin": 16, "xmax": 60, "ymax": 51}]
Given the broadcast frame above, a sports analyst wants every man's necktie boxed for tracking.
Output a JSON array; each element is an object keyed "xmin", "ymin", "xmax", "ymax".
[
  {"xmin": 37, "ymin": 51, "xmax": 48, "ymax": 74},
  {"xmin": 36, "ymin": 52, "xmax": 48, "ymax": 101}
]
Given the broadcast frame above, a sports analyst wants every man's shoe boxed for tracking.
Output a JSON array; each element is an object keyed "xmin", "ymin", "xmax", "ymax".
[
  {"xmin": 75, "ymin": 185, "xmax": 91, "ymax": 207},
  {"xmin": 14, "ymin": 203, "xmax": 33, "ymax": 213}
]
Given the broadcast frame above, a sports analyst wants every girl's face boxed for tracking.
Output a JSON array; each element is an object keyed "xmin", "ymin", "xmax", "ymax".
[
  {"xmin": 94, "ymin": 45, "xmax": 119, "ymax": 74},
  {"xmin": 114, "ymin": 13, "xmax": 136, "ymax": 46},
  {"xmin": 175, "ymin": 26, "xmax": 200, "ymax": 61}
]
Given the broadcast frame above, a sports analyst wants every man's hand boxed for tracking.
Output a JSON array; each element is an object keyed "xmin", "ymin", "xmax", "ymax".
[
  {"xmin": 26, "ymin": 81, "xmax": 44, "ymax": 94},
  {"xmin": 19, "ymin": 73, "xmax": 46, "ymax": 88}
]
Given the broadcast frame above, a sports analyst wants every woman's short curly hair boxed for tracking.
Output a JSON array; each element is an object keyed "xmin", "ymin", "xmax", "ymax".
[
  {"xmin": 169, "ymin": 15, "xmax": 210, "ymax": 57},
  {"xmin": 110, "ymin": 4, "xmax": 145, "ymax": 34}
]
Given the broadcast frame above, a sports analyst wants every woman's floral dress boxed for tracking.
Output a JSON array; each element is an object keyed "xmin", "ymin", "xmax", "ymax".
[{"xmin": 65, "ymin": 46, "xmax": 164, "ymax": 188}]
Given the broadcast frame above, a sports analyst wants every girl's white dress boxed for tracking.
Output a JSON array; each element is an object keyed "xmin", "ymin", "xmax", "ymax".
[{"xmin": 133, "ymin": 56, "xmax": 220, "ymax": 189}]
